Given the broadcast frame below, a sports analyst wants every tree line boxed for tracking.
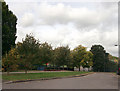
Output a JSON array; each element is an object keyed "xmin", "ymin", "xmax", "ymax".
[
  {"xmin": 2, "ymin": 34, "xmax": 93, "ymax": 74},
  {"xmin": 2, "ymin": 34, "xmax": 118, "ymax": 74}
]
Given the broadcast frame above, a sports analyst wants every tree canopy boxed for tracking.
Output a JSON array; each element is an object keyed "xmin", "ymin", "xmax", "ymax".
[
  {"xmin": 90, "ymin": 45, "xmax": 107, "ymax": 72},
  {"xmin": 39, "ymin": 42, "xmax": 53, "ymax": 67},
  {"xmin": 80, "ymin": 51, "xmax": 93, "ymax": 68},
  {"xmin": 54, "ymin": 46, "xmax": 71, "ymax": 69},
  {"xmin": 2, "ymin": 47, "xmax": 19, "ymax": 74},
  {"xmin": 16, "ymin": 34, "xmax": 40, "ymax": 73},
  {"xmin": 71, "ymin": 45, "xmax": 87, "ymax": 71},
  {"xmin": 2, "ymin": 1, "xmax": 17, "ymax": 55}
]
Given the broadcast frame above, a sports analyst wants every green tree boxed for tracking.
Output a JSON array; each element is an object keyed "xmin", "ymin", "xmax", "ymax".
[
  {"xmin": 16, "ymin": 34, "xmax": 40, "ymax": 73},
  {"xmin": 39, "ymin": 42, "xmax": 53, "ymax": 68},
  {"xmin": 107, "ymin": 61, "xmax": 118, "ymax": 72},
  {"xmin": 90, "ymin": 45, "xmax": 106, "ymax": 72},
  {"xmin": 105, "ymin": 53, "xmax": 118, "ymax": 72},
  {"xmin": 54, "ymin": 46, "xmax": 71, "ymax": 70},
  {"xmin": 80, "ymin": 51, "xmax": 93, "ymax": 70},
  {"xmin": 2, "ymin": 1, "xmax": 17, "ymax": 55},
  {"xmin": 2, "ymin": 47, "xmax": 19, "ymax": 75},
  {"xmin": 72, "ymin": 45, "xmax": 86, "ymax": 71},
  {"xmin": 50, "ymin": 49, "xmax": 56, "ymax": 69}
]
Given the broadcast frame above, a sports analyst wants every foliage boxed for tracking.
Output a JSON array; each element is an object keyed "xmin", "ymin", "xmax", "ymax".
[
  {"xmin": 108, "ymin": 54, "xmax": 118, "ymax": 63},
  {"xmin": 2, "ymin": 48, "xmax": 19, "ymax": 74},
  {"xmin": 2, "ymin": 1, "xmax": 17, "ymax": 55},
  {"xmin": 80, "ymin": 51, "xmax": 93, "ymax": 68},
  {"xmin": 106, "ymin": 61, "xmax": 118, "ymax": 72},
  {"xmin": 72, "ymin": 45, "xmax": 86, "ymax": 71},
  {"xmin": 90, "ymin": 45, "xmax": 106, "ymax": 72},
  {"xmin": 16, "ymin": 34, "xmax": 40, "ymax": 73},
  {"xmin": 54, "ymin": 46, "xmax": 71, "ymax": 69},
  {"xmin": 39, "ymin": 42, "xmax": 53, "ymax": 67},
  {"xmin": 105, "ymin": 53, "xmax": 118, "ymax": 72}
]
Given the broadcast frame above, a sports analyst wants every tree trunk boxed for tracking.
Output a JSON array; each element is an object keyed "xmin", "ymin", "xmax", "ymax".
[
  {"xmin": 58, "ymin": 66, "xmax": 60, "ymax": 70},
  {"xmin": 73, "ymin": 66, "xmax": 74, "ymax": 71},
  {"xmin": 63, "ymin": 65, "xmax": 64, "ymax": 70},
  {"xmin": 7, "ymin": 71, "xmax": 10, "ymax": 75},
  {"xmin": 46, "ymin": 63, "xmax": 47, "ymax": 70},
  {"xmin": 67, "ymin": 65, "xmax": 68, "ymax": 70},
  {"xmin": 25, "ymin": 69, "xmax": 27, "ymax": 74},
  {"xmin": 79, "ymin": 66, "xmax": 80, "ymax": 71},
  {"xmin": 53, "ymin": 64, "xmax": 55, "ymax": 70}
]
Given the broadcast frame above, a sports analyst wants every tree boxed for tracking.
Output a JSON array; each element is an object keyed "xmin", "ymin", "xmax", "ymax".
[
  {"xmin": 50, "ymin": 49, "xmax": 56, "ymax": 69},
  {"xmin": 90, "ymin": 45, "xmax": 106, "ymax": 72},
  {"xmin": 72, "ymin": 45, "xmax": 86, "ymax": 71},
  {"xmin": 54, "ymin": 46, "xmax": 71, "ymax": 70},
  {"xmin": 16, "ymin": 34, "xmax": 40, "ymax": 73},
  {"xmin": 39, "ymin": 42, "xmax": 53, "ymax": 68},
  {"xmin": 106, "ymin": 61, "xmax": 118, "ymax": 72},
  {"xmin": 2, "ymin": 1, "xmax": 17, "ymax": 55},
  {"xmin": 105, "ymin": 53, "xmax": 118, "ymax": 72},
  {"xmin": 2, "ymin": 47, "xmax": 19, "ymax": 75},
  {"xmin": 80, "ymin": 51, "xmax": 93, "ymax": 70}
]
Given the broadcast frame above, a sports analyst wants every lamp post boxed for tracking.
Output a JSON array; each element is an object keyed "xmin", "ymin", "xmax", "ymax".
[
  {"xmin": 115, "ymin": 44, "xmax": 120, "ymax": 74},
  {"xmin": 115, "ymin": 44, "xmax": 120, "ymax": 90}
]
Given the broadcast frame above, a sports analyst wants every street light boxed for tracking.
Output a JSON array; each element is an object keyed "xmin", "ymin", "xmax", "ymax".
[{"xmin": 114, "ymin": 44, "xmax": 120, "ymax": 75}]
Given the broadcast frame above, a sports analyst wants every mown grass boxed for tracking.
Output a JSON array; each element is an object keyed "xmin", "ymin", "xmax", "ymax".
[{"xmin": 3, "ymin": 71, "xmax": 89, "ymax": 81}]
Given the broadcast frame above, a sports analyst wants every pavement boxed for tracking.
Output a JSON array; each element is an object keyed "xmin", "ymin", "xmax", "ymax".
[{"xmin": 2, "ymin": 72, "xmax": 118, "ymax": 89}]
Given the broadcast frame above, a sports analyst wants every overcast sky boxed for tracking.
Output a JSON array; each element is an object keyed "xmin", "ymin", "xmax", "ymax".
[{"xmin": 5, "ymin": 0, "xmax": 118, "ymax": 56}]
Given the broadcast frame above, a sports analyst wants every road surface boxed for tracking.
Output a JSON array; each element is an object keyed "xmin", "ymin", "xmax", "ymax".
[{"xmin": 3, "ymin": 73, "xmax": 118, "ymax": 89}]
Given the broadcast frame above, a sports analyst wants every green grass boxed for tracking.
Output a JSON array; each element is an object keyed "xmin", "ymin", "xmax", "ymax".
[{"xmin": 3, "ymin": 71, "xmax": 89, "ymax": 81}]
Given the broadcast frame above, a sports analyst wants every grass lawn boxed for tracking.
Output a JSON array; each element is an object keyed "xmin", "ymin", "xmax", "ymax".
[{"xmin": 3, "ymin": 71, "xmax": 90, "ymax": 81}]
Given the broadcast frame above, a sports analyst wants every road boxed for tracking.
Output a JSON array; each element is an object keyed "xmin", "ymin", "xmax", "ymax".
[{"xmin": 3, "ymin": 73, "xmax": 118, "ymax": 89}]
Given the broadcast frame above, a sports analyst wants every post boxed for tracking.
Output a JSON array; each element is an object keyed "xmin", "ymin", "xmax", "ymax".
[
  {"xmin": 115, "ymin": 44, "xmax": 120, "ymax": 90},
  {"xmin": 115, "ymin": 45, "xmax": 120, "ymax": 73},
  {"xmin": 118, "ymin": 45, "xmax": 120, "ymax": 73},
  {"xmin": 118, "ymin": 2, "xmax": 120, "ymax": 90},
  {"xmin": 104, "ymin": 53, "xmax": 105, "ymax": 72}
]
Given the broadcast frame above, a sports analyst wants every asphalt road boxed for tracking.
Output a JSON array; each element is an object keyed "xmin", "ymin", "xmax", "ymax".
[{"xmin": 2, "ymin": 73, "xmax": 118, "ymax": 89}]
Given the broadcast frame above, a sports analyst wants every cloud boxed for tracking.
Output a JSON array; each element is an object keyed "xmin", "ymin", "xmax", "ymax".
[
  {"xmin": 38, "ymin": 3, "xmax": 96, "ymax": 25},
  {"xmin": 19, "ymin": 13, "xmax": 34, "ymax": 27},
  {"xmin": 5, "ymin": 1, "xmax": 118, "ymax": 56},
  {"xmin": 35, "ymin": 2, "xmax": 117, "ymax": 29}
]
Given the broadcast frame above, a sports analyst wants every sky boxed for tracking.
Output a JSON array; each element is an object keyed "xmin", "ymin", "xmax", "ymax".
[{"xmin": 5, "ymin": 0, "xmax": 118, "ymax": 56}]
